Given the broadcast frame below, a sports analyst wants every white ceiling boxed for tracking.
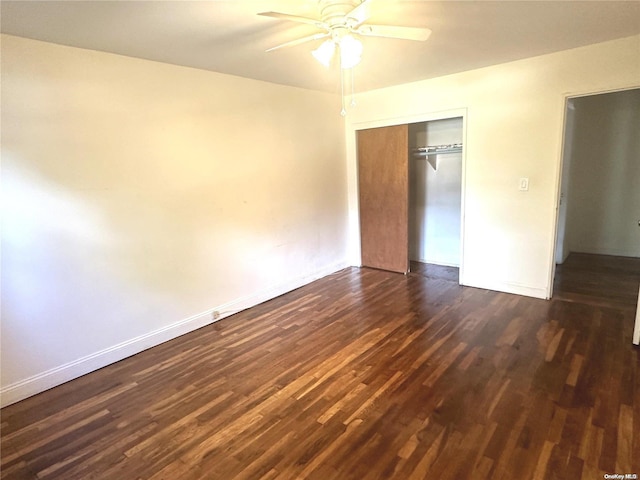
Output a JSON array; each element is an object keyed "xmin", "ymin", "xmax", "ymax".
[{"xmin": 2, "ymin": 1, "xmax": 639, "ymax": 93}]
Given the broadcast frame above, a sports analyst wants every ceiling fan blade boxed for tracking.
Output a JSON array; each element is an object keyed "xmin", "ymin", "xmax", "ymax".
[
  {"xmin": 355, "ymin": 24, "xmax": 432, "ymax": 41},
  {"xmin": 258, "ymin": 12, "xmax": 328, "ymax": 30},
  {"xmin": 345, "ymin": 0, "xmax": 372, "ymax": 26},
  {"xmin": 265, "ymin": 32, "xmax": 330, "ymax": 52}
]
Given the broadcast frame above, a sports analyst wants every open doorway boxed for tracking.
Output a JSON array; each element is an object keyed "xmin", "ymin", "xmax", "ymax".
[
  {"xmin": 553, "ymin": 88, "xmax": 640, "ymax": 341},
  {"xmin": 409, "ymin": 117, "xmax": 463, "ymax": 281}
]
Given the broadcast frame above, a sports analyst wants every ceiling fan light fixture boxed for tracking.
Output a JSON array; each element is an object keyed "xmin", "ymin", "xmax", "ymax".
[
  {"xmin": 311, "ymin": 39, "xmax": 335, "ymax": 67},
  {"xmin": 339, "ymin": 35, "xmax": 362, "ymax": 69},
  {"xmin": 261, "ymin": 0, "xmax": 432, "ymax": 113}
]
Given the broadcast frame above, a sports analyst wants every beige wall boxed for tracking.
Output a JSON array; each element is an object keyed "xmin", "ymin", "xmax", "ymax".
[
  {"xmin": 345, "ymin": 35, "xmax": 640, "ymax": 298},
  {"xmin": 1, "ymin": 35, "xmax": 349, "ymax": 405}
]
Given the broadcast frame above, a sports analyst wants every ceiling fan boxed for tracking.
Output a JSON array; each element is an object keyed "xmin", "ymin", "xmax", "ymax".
[{"xmin": 259, "ymin": 0, "xmax": 432, "ymax": 69}]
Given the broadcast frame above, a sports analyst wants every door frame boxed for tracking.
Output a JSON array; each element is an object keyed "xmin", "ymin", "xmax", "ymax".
[
  {"xmin": 346, "ymin": 107, "xmax": 468, "ymax": 284},
  {"xmin": 548, "ymin": 85, "xmax": 640, "ymax": 344},
  {"xmin": 635, "ymin": 286, "xmax": 640, "ymax": 345}
]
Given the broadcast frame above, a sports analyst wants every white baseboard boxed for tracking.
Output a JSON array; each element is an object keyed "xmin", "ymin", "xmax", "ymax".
[
  {"xmin": 571, "ymin": 246, "xmax": 640, "ymax": 258},
  {"xmin": 0, "ymin": 260, "xmax": 349, "ymax": 408},
  {"xmin": 461, "ymin": 276, "xmax": 548, "ymax": 300}
]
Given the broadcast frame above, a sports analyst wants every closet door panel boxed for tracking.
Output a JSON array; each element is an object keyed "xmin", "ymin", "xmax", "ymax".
[{"xmin": 357, "ymin": 124, "xmax": 409, "ymax": 273}]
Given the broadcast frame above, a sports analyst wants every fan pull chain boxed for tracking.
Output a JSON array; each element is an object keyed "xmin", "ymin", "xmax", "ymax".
[
  {"xmin": 350, "ymin": 67, "xmax": 356, "ymax": 107},
  {"xmin": 340, "ymin": 66, "xmax": 346, "ymax": 116}
]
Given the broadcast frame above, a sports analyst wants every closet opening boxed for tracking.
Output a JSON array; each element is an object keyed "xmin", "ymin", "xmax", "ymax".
[{"xmin": 408, "ymin": 117, "xmax": 463, "ymax": 281}]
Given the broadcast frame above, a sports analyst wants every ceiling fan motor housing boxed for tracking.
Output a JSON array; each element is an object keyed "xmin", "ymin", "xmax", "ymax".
[
  {"xmin": 319, "ymin": 0, "xmax": 363, "ymax": 29},
  {"xmin": 260, "ymin": 0, "xmax": 430, "ymax": 55}
]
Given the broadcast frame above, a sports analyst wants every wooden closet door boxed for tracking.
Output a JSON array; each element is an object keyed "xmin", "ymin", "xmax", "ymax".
[{"xmin": 357, "ymin": 124, "xmax": 409, "ymax": 273}]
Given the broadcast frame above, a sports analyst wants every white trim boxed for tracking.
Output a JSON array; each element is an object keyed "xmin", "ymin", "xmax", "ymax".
[
  {"xmin": 561, "ymin": 83, "xmax": 640, "ymax": 101},
  {"xmin": 349, "ymin": 107, "xmax": 467, "ymax": 131},
  {"xmin": 0, "ymin": 260, "xmax": 348, "ymax": 407},
  {"xmin": 546, "ymin": 95, "xmax": 572, "ymax": 298},
  {"xmin": 463, "ymin": 278, "xmax": 548, "ymax": 300},
  {"xmin": 633, "ymin": 285, "xmax": 640, "ymax": 345},
  {"xmin": 568, "ymin": 247, "xmax": 640, "ymax": 258}
]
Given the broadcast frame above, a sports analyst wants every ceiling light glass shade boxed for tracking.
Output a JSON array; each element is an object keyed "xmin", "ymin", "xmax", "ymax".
[
  {"xmin": 339, "ymin": 35, "xmax": 363, "ymax": 69},
  {"xmin": 311, "ymin": 39, "xmax": 336, "ymax": 67}
]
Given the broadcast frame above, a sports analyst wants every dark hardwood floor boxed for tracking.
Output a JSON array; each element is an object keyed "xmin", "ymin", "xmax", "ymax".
[
  {"xmin": 1, "ymin": 255, "xmax": 639, "ymax": 479},
  {"xmin": 554, "ymin": 253, "xmax": 640, "ymax": 308},
  {"xmin": 410, "ymin": 261, "xmax": 459, "ymax": 282}
]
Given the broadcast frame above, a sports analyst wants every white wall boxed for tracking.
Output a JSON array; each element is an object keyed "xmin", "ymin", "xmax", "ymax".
[
  {"xmin": 345, "ymin": 35, "xmax": 640, "ymax": 299},
  {"xmin": 565, "ymin": 89, "xmax": 640, "ymax": 257},
  {"xmin": 1, "ymin": 35, "xmax": 349, "ymax": 406},
  {"xmin": 409, "ymin": 118, "xmax": 462, "ymax": 266}
]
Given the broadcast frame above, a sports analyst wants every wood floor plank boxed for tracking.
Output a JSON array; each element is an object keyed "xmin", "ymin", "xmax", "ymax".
[{"xmin": 2, "ymin": 253, "xmax": 639, "ymax": 479}]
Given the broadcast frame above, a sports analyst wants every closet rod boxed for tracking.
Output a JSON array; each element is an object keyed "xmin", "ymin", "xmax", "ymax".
[{"xmin": 412, "ymin": 143, "xmax": 462, "ymax": 157}]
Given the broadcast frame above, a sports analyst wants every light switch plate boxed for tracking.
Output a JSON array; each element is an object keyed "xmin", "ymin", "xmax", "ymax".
[{"xmin": 519, "ymin": 177, "xmax": 529, "ymax": 191}]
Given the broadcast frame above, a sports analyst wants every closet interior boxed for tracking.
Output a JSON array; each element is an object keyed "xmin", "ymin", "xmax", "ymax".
[{"xmin": 409, "ymin": 117, "xmax": 463, "ymax": 274}]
